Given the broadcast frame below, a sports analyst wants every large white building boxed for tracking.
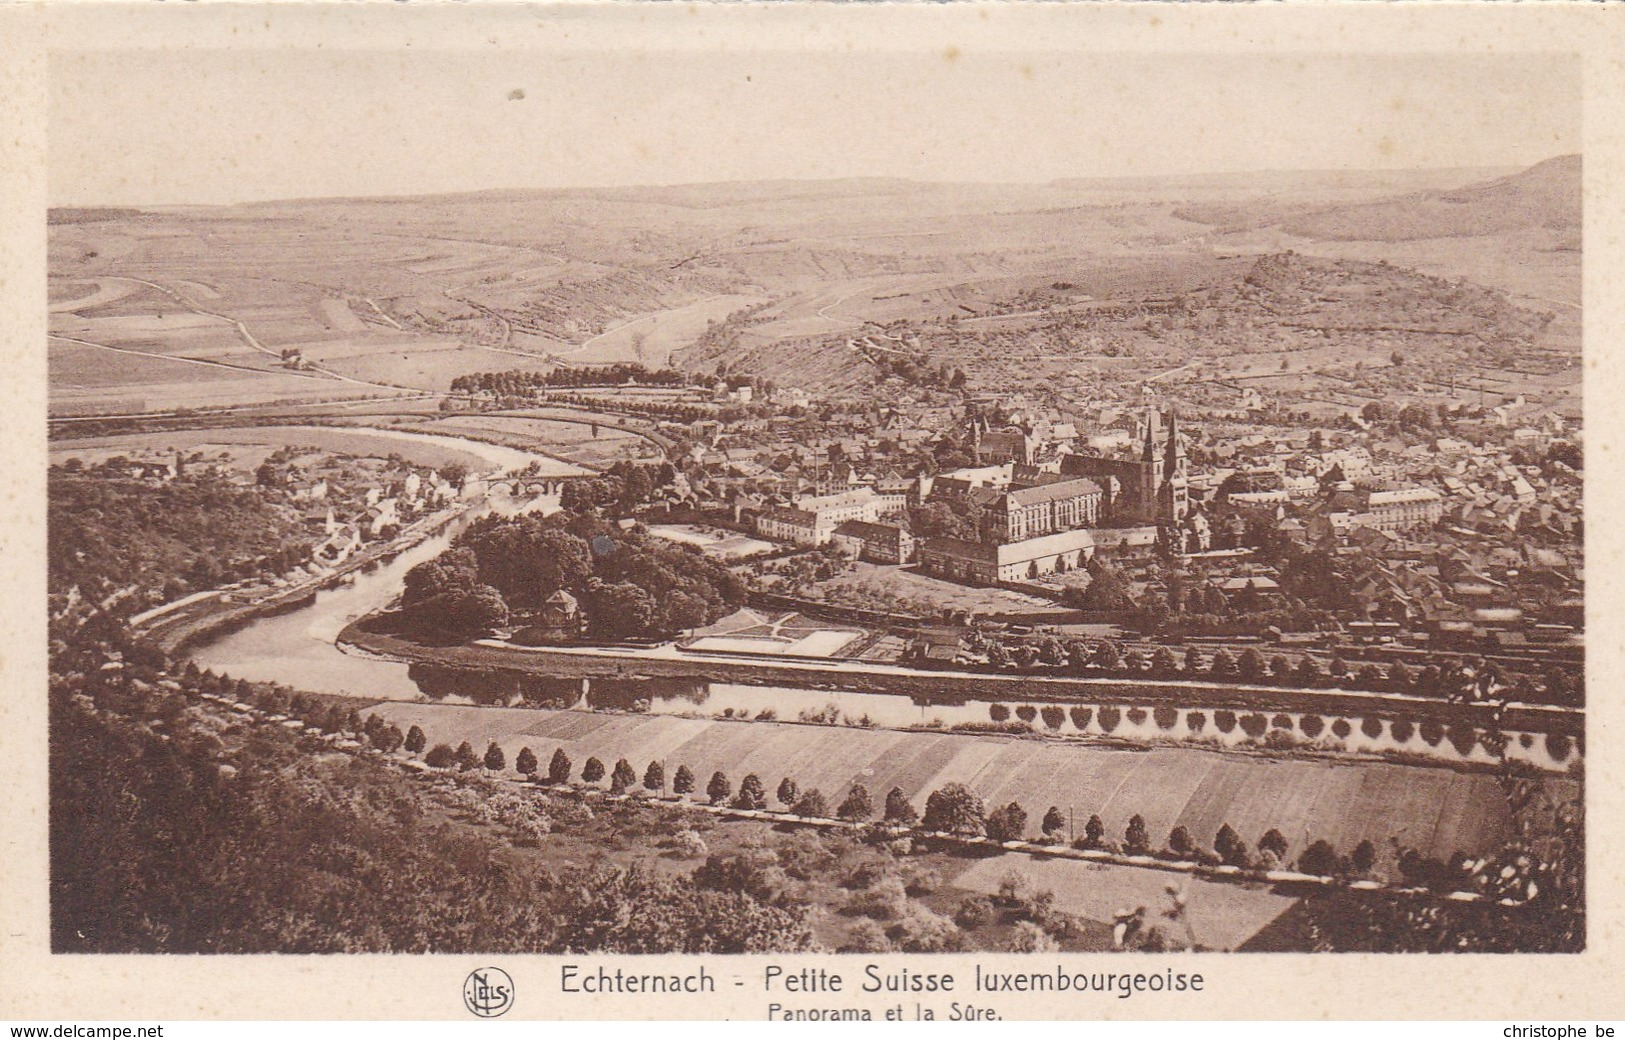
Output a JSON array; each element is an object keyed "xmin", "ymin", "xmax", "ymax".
[
  {"xmin": 919, "ymin": 528, "xmax": 1096, "ymax": 586},
  {"xmin": 756, "ymin": 488, "xmax": 886, "ymax": 547},
  {"xmin": 793, "ymin": 488, "xmax": 884, "ymax": 524},
  {"xmin": 1358, "ymin": 488, "xmax": 1445, "ymax": 531}
]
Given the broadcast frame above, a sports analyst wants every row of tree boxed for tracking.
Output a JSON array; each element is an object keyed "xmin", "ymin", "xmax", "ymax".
[
  {"xmin": 400, "ymin": 737, "xmax": 1396, "ymax": 875},
  {"xmin": 970, "ymin": 633, "xmax": 1565, "ymax": 702},
  {"xmin": 449, "ymin": 363, "xmax": 691, "ymax": 395}
]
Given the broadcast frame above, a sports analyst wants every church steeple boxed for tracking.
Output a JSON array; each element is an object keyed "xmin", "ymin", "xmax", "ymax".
[
  {"xmin": 1164, "ymin": 410, "xmax": 1185, "ymax": 473},
  {"xmin": 1157, "ymin": 409, "xmax": 1189, "ymax": 526}
]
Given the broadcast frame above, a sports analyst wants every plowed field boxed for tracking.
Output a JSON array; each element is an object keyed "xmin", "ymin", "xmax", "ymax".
[{"xmin": 365, "ymin": 702, "xmax": 1567, "ymax": 862}]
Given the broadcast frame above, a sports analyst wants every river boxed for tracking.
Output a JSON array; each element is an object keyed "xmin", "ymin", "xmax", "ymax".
[{"xmin": 186, "ymin": 511, "xmax": 1578, "ymax": 775}]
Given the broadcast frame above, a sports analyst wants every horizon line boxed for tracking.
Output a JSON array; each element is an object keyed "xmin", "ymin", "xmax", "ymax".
[{"xmin": 48, "ymin": 154, "xmax": 1578, "ymax": 211}]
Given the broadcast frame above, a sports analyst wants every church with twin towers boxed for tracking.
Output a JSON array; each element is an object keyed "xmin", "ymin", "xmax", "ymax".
[{"xmin": 1057, "ymin": 406, "xmax": 1190, "ymax": 529}]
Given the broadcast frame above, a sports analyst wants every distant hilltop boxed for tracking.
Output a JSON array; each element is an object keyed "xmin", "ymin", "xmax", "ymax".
[
  {"xmin": 48, "ymin": 207, "xmax": 147, "ymax": 225},
  {"xmin": 1274, "ymin": 155, "xmax": 1580, "ymax": 243}
]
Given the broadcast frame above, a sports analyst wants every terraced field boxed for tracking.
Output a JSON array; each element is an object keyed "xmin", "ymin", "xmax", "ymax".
[{"xmin": 363, "ymin": 702, "xmax": 1563, "ymax": 862}]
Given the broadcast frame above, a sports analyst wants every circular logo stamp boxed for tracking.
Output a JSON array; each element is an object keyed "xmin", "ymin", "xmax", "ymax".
[{"xmin": 463, "ymin": 967, "xmax": 516, "ymax": 1018}]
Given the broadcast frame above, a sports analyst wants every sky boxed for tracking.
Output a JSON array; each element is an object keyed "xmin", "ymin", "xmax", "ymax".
[{"xmin": 49, "ymin": 49, "xmax": 1580, "ymax": 207}]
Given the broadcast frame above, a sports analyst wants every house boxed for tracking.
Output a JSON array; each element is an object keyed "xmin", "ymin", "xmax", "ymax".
[
  {"xmin": 1357, "ymin": 488, "xmax": 1444, "ymax": 531},
  {"xmin": 756, "ymin": 506, "xmax": 828, "ymax": 547},
  {"xmin": 831, "ymin": 520, "xmax": 917, "ymax": 564},
  {"xmin": 131, "ymin": 459, "xmax": 178, "ymax": 482},
  {"xmin": 974, "ymin": 428, "xmax": 1038, "ymax": 466},
  {"xmin": 313, "ymin": 523, "xmax": 362, "ymax": 566},
  {"xmin": 1212, "ymin": 575, "xmax": 1282, "ymax": 603},
  {"xmin": 362, "ymin": 498, "xmax": 400, "ymax": 539},
  {"xmin": 794, "ymin": 487, "xmax": 884, "ymax": 524},
  {"xmin": 523, "ymin": 589, "xmax": 583, "ymax": 644}
]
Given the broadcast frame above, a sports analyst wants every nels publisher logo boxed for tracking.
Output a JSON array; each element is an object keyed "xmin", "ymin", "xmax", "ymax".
[{"xmin": 463, "ymin": 966, "xmax": 515, "ymax": 1018}]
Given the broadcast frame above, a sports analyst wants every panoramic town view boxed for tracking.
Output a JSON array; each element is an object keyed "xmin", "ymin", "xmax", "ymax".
[{"xmin": 47, "ymin": 50, "xmax": 1583, "ymax": 956}]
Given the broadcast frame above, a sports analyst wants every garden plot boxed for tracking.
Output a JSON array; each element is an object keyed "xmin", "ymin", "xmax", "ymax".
[
  {"xmin": 686, "ymin": 611, "xmax": 865, "ymax": 658},
  {"xmin": 686, "ymin": 630, "xmax": 861, "ymax": 658},
  {"xmin": 646, "ymin": 525, "xmax": 775, "ymax": 560}
]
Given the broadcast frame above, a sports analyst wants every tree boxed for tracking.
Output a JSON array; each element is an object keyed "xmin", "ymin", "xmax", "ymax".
[
  {"xmin": 1167, "ymin": 825, "xmax": 1196, "ymax": 858},
  {"xmin": 515, "ymin": 746, "xmax": 538, "ymax": 777},
  {"xmin": 1042, "ymin": 806, "xmax": 1066, "ymax": 839},
  {"xmin": 454, "ymin": 741, "xmax": 480, "ymax": 771},
  {"xmin": 1092, "ymin": 639, "xmax": 1122, "ymax": 671},
  {"xmin": 883, "ymin": 787, "xmax": 918, "ymax": 827},
  {"xmin": 406, "ymin": 570, "xmax": 510, "ymax": 639},
  {"xmin": 548, "ymin": 748, "xmax": 572, "ymax": 785},
  {"xmin": 1152, "ymin": 645, "xmax": 1180, "ymax": 677},
  {"xmin": 707, "ymin": 770, "xmax": 732, "ymax": 805},
  {"xmin": 1214, "ymin": 824, "xmax": 1250, "ymax": 867},
  {"xmin": 1007, "ymin": 921, "xmax": 1060, "ymax": 953},
  {"xmin": 955, "ymin": 897, "xmax": 994, "ymax": 930},
  {"xmin": 922, "ymin": 783, "xmax": 986, "ymax": 837},
  {"xmin": 617, "ymin": 466, "xmax": 654, "ymax": 508},
  {"xmin": 483, "ymin": 741, "xmax": 506, "ymax": 772},
  {"xmin": 453, "ymin": 584, "xmax": 511, "ymax": 638},
  {"xmin": 1083, "ymin": 814, "xmax": 1105, "ymax": 848},
  {"xmin": 322, "ymin": 705, "xmax": 348, "ymax": 734},
  {"xmin": 791, "ymin": 789, "xmax": 830, "ymax": 818},
  {"xmin": 1298, "ymin": 839, "xmax": 1341, "ymax": 877},
  {"xmin": 1078, "ymin": 561, "xmax": 1133, "ymax": 612},
  {"xmin": 403, "ymin": 548, "xmax": 479, "ymax": 607},
  {"xmin": 776, "ymin": 777, "xmax": 800, "ymax": 808},
  {"xmin": 1259, "ymin": 828, "xmax": 1289, "ymax": 862},
  {"xmin": 610, "ymin": 758, "xmax": 637, "ymax": 794},
  {"xmin": 437, "ymin": 461, "xmax": 469, "ymax": 488},
  {"xmin": 1124, "ymin": 814, "xmax": 1151, "ymax": 855},
  {"xmin": 459, "ymin": 523, "xmax": 592, "ymax": 609},
  {"xmin": 985, "ymin": 801, "xmax": 1029, "ymax": 843},
  {"xmin": 1295, "ymin": 656, "xmax": 1323, "ymax": 688},
  {"xmin": 643, "ymin": 760, "xmax": 665, "ymax": 793},
  {"xmin": 673, "ymin": 764, "xmax": 696, "ymax": 796},
  {"xmin": 405, "ymin": 725, "xmax": 427, "ymax": 755},
  {"xmin": 584, "ymin": 580, "xmax": 659, "ymax": 641},
  {"xmin": 733, "ymin": 773, "xmax": 767, "ymax": 810},
  {"xmin": 837, "ymin": 784, "xmax": 873, "ymax": 822},
  {"xmin": 582, "ymin": 756, "xmax": 606, "ymax": 784},
  {"xmin": 377, "ymin": 725, "xmax": 405, "ymax": 753},
  {"xmin": 1238, "ymin": 648, "xmax": 1265, "ymax": 682},
  {"xmin": 1351, "ymin": 839, "xmax": 1378, "ymax": 875},
  {"xmin": 424, "ymin": 743, "xmax": 454, "ymax": 769}
]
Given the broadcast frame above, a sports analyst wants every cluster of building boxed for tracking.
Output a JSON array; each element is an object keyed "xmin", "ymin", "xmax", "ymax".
[
  {"xmin": 286, "ymin": 463, "xmax": 462, "ymax": 567},
  {"xmin": 916, "ymin": 409, "xmax": 1192, "ymax": 585},
  {"xmin": 743, "ymin": 406, "xmax": 1199, "ymax": 587},
  {"xmin": 651, "ymin": 369, "xmax": 1581, "ymax": 645}
]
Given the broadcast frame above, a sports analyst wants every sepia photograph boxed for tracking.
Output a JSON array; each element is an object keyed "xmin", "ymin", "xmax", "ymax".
[{"xmin": 27, "ymin": 4, "xmax": 1597, "ymax": 993}]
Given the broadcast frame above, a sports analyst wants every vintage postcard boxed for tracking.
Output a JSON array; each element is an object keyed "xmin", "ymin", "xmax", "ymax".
[{"xmin": 3, "ymin": 0, "xmax": 1622, "ymax": 1023}]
